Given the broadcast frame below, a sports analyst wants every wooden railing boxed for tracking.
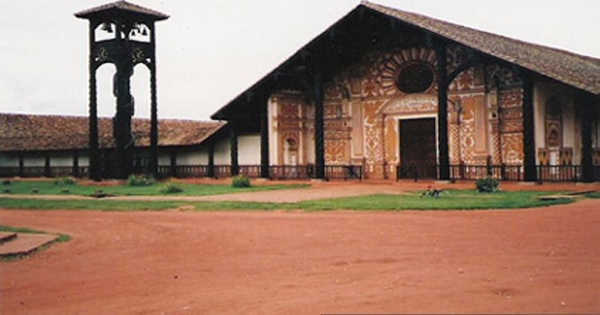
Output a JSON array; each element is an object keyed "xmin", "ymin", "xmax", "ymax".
[
  {"xmin": 2, "ymin": 164, "xmax": 597, "ymax": 182},
  {"xmin": 397, "ymin": 164, "xmax": 599, "ymax": 182},
  {"xmin": 0, "ymin": 164, "xmax": 363, "ymax": 181}
]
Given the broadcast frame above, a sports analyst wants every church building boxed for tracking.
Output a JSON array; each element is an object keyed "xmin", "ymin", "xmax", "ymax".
[{"xmin": 211, "ymin": 1, "xmax": 600, "ymax": 182}]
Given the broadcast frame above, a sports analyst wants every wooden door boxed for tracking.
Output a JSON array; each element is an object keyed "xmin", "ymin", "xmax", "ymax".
[{"xmin": 400, "ymin": 118, "xmax": 437, "ymax": 178}]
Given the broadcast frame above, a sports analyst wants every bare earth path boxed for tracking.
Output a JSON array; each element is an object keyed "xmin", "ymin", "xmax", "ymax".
[{"xmin": 1, "ymin": 197, "xmax": 599, "ymax": 314}]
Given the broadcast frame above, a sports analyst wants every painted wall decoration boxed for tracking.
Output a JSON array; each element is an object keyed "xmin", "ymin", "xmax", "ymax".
[{"xmin": 265, "ymin": 43, "xmax": 558, "ymax": 178}]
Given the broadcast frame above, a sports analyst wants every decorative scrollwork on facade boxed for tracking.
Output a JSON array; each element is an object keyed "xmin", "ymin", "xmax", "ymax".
[
  {"xmin": 131, "ymin": 47, "xmax": 146, "ymax": 64},
  {"xmin": 378, "ymin": 94, "xmax": 438, "ymax": 114},
  {"xmin": 95, "ymin": 46, "xmax": 109, "ymax": 63}
]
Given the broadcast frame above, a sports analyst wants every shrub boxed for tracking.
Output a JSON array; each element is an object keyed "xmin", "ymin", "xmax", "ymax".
[
  {"xmin": 161, "ymin": 184, "xmax": 183, "ymax": 194},
  {"xmin": 476, "ymin": 176, "xmax": 500, "ymax": 193},
  {"xmin": 232, "ymin": 175, "xmax": 251, "ymax": 188},
  {"xmin": 54, "ymin": 177, "xmax": 77, "ymax": 186},
  {"xmin": 127, "ymin": 174, "xmax": 155, "ymax": 186}
]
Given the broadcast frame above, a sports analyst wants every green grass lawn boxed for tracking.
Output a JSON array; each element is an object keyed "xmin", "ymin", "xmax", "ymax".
[
  {"xmin": 0, "ymin": 180, "xmax": 307, "ymax": 197},
  {"xmin": 586, "ymin": 192, "xmax": 600, "ymax": 199},
  {"xmin": 295, "ymin": 190, "xmax": 575, "ymax": 211},
  {"xmin": 0, "ymin": 190, "xmax": 576, "ymax": 212}
]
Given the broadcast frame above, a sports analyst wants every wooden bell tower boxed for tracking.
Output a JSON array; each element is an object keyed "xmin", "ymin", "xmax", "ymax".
[{"xmin": 75, "ymin": 1, "xmax": 168, "ymax": 180}]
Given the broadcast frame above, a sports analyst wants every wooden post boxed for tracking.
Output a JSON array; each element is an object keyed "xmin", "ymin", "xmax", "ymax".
[
  {"xmin": 436, "ymin": 41, "xmax": 450, "ymax": 180},
  {"xmin": 230, "ymin": 125, "xmax": 239, "ymax": 176},
  {"xmin": 149, "ymin": 24, "xmax": 159, "ymax": 178},
  {"xmin": 521, "ymin": 72, "xmax": 537, "ymax": 182},
  {"xmin": 170, "ymin": 151, "xmax": 177, "ymax": 178},
  {"xmin": 260, "ymin": 100, "xmax": 270, "ymax": 179},
  {"xmin": 580, "ymin": 94, "xmax": 594, "ymax": 183},
  {"xmin": 314, "ymin": 63, "xmax": 325, "ymax": 179},
  {"xmin": 88, "ymin": 21, "xmax": 101, "ymax": 181},
  {"xmin": 73, "ymin": 151, "xmax": 80, "ymax": 177},
  {"xmin": 207, "ymin": 143, "xmax": 215, "ymax": 178},
  {"xmin": 44, "ymin": 154, "xmax": 51, "ymax": 178},
  {"xmin": 18, "ymin": 153, "xmax": 24, "ymax": 177}
]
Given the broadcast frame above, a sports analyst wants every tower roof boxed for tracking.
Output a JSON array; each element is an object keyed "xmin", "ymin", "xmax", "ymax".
[{"xmin": 75, "ymin": 1, "xmax": 169, "ymax": 21}]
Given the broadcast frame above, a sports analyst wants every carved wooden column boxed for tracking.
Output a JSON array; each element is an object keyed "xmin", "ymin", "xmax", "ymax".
[
  {"xmin": 113, "ymin": 44, "xmax": 134, "ymax": 179},
  {"xmin": 580, "ymin": 94, "xmax": 594, "ymax": 183},
  {"xmin": 149, "ymin": 24, "xmax": 159, "ymax": 177},
  {"xmin": 435, "ymin": 41, "xmax": 450, "ymax": 180},
  {"xmin": 88, "ymin": 20, "xmax": 100, "ymax": 181},
  {"xmin": 260, "ymin": 100, "xmax": 270, "ymax": 179},
  {"xmin": 521, "ymin": 72, "xmax": 537, "ymax": 182}
]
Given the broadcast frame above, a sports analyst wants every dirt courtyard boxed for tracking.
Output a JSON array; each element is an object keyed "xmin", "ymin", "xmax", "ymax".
[{"xmin": 1, "ymin": 195, "xmax": 600, "ymax": 314}]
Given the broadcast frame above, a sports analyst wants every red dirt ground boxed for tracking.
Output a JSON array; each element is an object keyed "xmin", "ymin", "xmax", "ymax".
[{"xmin": 1, "ymin": 183, "xmax": 599, "ymax": 314}]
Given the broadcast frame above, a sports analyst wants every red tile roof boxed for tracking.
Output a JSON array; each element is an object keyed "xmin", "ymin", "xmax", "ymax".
[{"xmin": 0, "ymin": 113, "xmax": 225, "ymax": 152}]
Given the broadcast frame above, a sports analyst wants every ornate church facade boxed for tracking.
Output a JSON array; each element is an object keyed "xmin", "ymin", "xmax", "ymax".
[{"xmin": 212, "ymin": 2, "xmax": 600, "ymax": 182}]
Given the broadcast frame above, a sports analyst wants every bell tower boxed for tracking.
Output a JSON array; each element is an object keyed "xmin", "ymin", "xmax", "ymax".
[{"xmin": 75, "ymin": 1, "xmax": 168, "ymax": 180}]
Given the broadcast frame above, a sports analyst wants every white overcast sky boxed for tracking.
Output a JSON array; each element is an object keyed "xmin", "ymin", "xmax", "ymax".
[{"xmin": 1, "ymin": 0, "xmax": 599, "ymax": 121}]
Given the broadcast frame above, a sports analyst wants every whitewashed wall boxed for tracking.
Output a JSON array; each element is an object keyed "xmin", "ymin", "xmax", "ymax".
[
  {"xmin": 0, "ymin": 154, "xmax": 19, "ymax": 167},
  {"xmin": 50, "ymin": 153, "xmax": 75, "ymax": 167},
  {"xmin": 23, "ymin": 156, "xmax": 45, "ymax": 167},
  {"xmin": 177, "ymin": 148, "xmax": 209, "ymax": 165},
  {"xmin": 211, "ymin": 134, "xmax": 261, "ymax": 165},
  {"xmin": 238, "ymin": 135, "xmax": 260, "ymax": 165}
]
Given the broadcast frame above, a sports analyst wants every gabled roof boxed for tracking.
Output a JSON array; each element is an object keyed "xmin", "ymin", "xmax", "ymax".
[
  {"xmin": 0, "ymin": 114, "xmax": 225, "ymax": 152},
  {"xmin": 75, "ymin": 1, "xmax": 169, "ymax": 21},
  {"xmin": 212, "ymin": 1, "xmax": 600, "ymax": 120},
  {"xmin": 363, "ymin": 1, "xmax": 600, "ymax": 95}
]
